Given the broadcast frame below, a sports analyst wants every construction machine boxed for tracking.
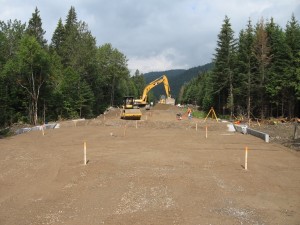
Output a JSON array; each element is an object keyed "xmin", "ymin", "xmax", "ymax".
[
  {"xmin": 120, "ymin": 96, "xmax": 142, "ymax": 120},
  {"xmin": 134, "ymin": 75, "xmax": 175, "ymax": 107}
]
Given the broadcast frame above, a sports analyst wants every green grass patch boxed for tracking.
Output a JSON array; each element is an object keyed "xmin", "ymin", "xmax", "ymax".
[{"xmin": 191, "ymin": 110, "xmax": 206, "ymax": 119}]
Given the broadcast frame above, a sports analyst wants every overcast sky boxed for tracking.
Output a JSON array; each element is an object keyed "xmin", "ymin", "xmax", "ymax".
[{"xmin": 1, "ymin": 0, "xmax": 299, "ymax": 73}]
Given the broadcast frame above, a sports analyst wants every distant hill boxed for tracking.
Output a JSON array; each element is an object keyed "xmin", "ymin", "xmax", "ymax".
[{"xmin": 144, "ymin": 62, "xmax": 214, "ymax": 100}]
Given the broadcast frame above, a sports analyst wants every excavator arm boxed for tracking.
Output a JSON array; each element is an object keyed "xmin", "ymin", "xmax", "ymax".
[{"xmin": 134, "ymin": 75, "xmax": 174, "ymax": 106}]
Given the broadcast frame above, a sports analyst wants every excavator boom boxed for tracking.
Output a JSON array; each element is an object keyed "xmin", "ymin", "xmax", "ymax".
[{"xmin": 135, "ymin": 75, "xmax": 175, "ymax": 106}]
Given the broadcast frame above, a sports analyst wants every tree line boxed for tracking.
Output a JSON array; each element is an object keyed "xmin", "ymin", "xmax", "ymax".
[
  {"xmin": 180, "ymin": 15, "xmax": 300, "ymax": 120},
  {"xmin": 0, "ymin": 7, "xmax": 146, "ymax": 126}
]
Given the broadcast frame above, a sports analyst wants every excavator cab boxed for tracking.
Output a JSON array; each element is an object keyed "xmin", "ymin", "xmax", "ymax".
[
  {"xmin": 120, "ymin": 96, "xmax": 142, "ymax": 120},
  {"xmin": 134, "ymin": 75, "xmax": 175, "ymax": 107}
]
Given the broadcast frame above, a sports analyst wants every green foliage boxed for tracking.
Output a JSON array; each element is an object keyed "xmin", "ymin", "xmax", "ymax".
[
  {"xmin": 0, "ymin": 19, "xmax": 27, "ymax": 126},
  {"xmin": 1, "ymin": 8, "xmax": 299, "ymax": 127},
  {"xmin": 212, "ymin": 15, "xmax": 237, "ymax": 117},
  {"xmin": 96, "ymin": 43, "xmax": 131, "ymax": 106},
  {"xmin": 7, "ymin": 34, "xmax": 51, "ymax": 125},
  {"xmin": 26, "ymin": 7, "xmax": 47, "ymax": 47},
  {"xmin": 0, "ymin": 6, "xmax": 144, "ymax": 127},
  {"xmin": 131, "ymin": 69, "xmax": 145, "ymax": 98},
  {"xmin": 59, "ymin": 67, "xmax": 94, "ymax": 118},
  {"xmin": 191, "ymin": 110, "xmax": 206, "ymax": 119},
  {"xmin": 181, "ymin": 14, "xmax": 300, "ymax": 118}
]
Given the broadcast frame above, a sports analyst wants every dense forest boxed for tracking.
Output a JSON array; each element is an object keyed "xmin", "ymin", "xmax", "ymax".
[
  {"xmin": 0, "ymin": 7, "xmax": 146, "ymax": 127},
  {"xmin": 180, "ymin": 15, "xmax": 300, "ymax": 120},
  {"xmin": 1, "ymin": 8, "xmax": 299, "ymax": 128}
]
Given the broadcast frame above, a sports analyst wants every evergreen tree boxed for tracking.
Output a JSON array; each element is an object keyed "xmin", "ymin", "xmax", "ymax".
[
  {"xmin": 201, "ymin": 72, "xmax": 214, "ymax": 111},
  {"xmin": 253, "ymin": 18, "xmax": 271, "ymax": 119},
  {"xmin": 265, "ymin": 18, "xmax": 290, "ymax": 117},
  {"xmin": 212, "ymin": 15, "xmax": 237, "ymax": 117},
  {"xmin": 60, "ymin": 6, "xmax": 80, "ymax": 68},
  {"xmin": 96, "ymin": 43, "xmax": 130, "ymax": 106},
  {"xmin": 236, "ymin": 19, "xmax": 256, "ymax": 119},
  {"xmin": 132, "ymin": 69, "xmax": 146, "ymax": 98},
  {"xmin": 26, "ymin": 7, "xmax": 47, "ymax": 47},
  {"xmin": 50, "ymin": 18, "xmax": 65, "ymax": 55},
  {"xmin": 285, "ymin": 14, "xmax": 300, "ymax": 117}
]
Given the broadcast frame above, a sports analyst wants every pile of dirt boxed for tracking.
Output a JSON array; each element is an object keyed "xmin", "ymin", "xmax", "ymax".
[{"xmin": 152, "ymin": 103, "xmax": 177, "ymax": 110}]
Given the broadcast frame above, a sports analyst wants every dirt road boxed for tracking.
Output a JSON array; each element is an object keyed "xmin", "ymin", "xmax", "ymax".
[{"xmin": 0, "ymin": 106, "xmax": 299, "ymax": 225}]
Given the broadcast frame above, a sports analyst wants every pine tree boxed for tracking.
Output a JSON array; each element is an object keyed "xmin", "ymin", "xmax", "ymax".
[
  {"xmin": 236, "ymin": 19, "xmax": 256, "ymax": 119},
  {"xmin": 50, "ymin": 18, "xmax": 65, "ymax": 55},
  {"xmin": 212, "ymin": 15, "xmax": 237, "ymax": 117},
  {"xmin": 132, "ymin": 69, "xmax": 146, "ymax": 98},
  {"xmin": 253, "ymin": 18, "xmax": 271, "ymax": 119},
  {"xmin": 265, "ymin": 18, "xmax": 289, "ymax": 117},
  {"xmin": 60, "ymin": 6, "xmax": 79, "ymax": 68},
  {"xmin": 285, "ymin": 14, "xmax": 300, "ymax": 117},
  {"xmin": 26, "ymin": 7, "xmax": 47, "ymax": 47}
]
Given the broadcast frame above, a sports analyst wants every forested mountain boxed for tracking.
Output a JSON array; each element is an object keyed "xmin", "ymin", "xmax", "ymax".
[{"xmin": 144, "ymin": 63, "xmax": 213, "ymax": 101}]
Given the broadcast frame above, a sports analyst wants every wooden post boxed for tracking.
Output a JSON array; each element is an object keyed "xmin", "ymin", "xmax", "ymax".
[
  {"xmin": 196, "ymin": 123, "xmax": 198, "ymax": 131},
  {"xmin": 42, "ymin": 125, "xmax": 45, "ymax": 136},
  {"xmin": 205, "ymin": 126, "xmax": 208, "ymax": 138},
  {"xmin": 124, "ymin": 124, "xmax": 127, "ymax": 137},
  {"xmin": 294, "ymin": 122, "xmax": 299, "ymax": 140},
  {"xmin": 245, "ymin": 146, "xmax": 248, "ymax": 170},
  {"xmin": 84, "ymin": 141, "xmax": 87, "ymax": 165}
]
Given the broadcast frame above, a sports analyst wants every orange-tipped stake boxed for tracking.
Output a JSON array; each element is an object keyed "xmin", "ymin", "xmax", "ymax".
[
  {"xmin": 84, "ymin": 141, "xmax": 87, "ymax": 165},
  {"xmin": 245, "ymin": 146, "xmax": 248, "ymax": 170},
  {"xmin": 205, "ymin": 126, "xmax": 208, "ymax": 138},
  {"xmin": 124, "ymin": 124, "xmax": 127, "ymax": 137}
]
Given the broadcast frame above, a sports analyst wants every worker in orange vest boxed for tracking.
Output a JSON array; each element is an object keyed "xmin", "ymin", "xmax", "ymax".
[{"xmin": 187, "ymin": 107, "xmax": 192, "ymax": 119}]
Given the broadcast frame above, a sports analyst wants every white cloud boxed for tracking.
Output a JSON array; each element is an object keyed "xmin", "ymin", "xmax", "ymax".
[
  {"xmin": 128, "ymin": 48, "xmax": 189, "ymax": 74},
  {"xmin": 1, "ymin": 0, "xmax": 299, "ymax": 73}
]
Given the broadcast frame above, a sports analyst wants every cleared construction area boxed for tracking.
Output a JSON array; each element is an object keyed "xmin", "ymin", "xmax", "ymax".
[{"xmin": 0, "ymin": 106, "xmax": 299, "ymax": 225}]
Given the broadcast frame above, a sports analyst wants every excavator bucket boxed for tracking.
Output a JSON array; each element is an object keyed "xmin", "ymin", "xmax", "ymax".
[{"xmin": 166, "ymin": 97, "xmax": 175, "ymax": 105}]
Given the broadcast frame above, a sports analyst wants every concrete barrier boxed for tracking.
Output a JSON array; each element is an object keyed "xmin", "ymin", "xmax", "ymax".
[
  {"xmin": 233, "ymin": 124, "xmax": 269, "ymax": 143},
  {"xmin": 247, "ymin": 128, "xmax": 269, "ymax": 143},
  {"xmin": 233, "ymin": 124, "xmax": 248, "ymax": 134},
  {"xmin": 15, "ymin": 123, "xmax": 59, "ymax": 135}
]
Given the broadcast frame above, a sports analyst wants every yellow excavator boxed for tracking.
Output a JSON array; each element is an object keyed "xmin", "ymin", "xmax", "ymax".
[
  {"xmin": 134, "ymin": 75, "xmax": 175, "ymax": 107},
  {"xmin": 120, "ymin": 96, "xmax": 142, "ymax": 120}
]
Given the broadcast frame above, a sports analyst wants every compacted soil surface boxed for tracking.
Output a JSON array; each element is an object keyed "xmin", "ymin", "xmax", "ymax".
[{"xmin": 0, "ymin": 105, "xmax": 299, "ymax": 225}]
